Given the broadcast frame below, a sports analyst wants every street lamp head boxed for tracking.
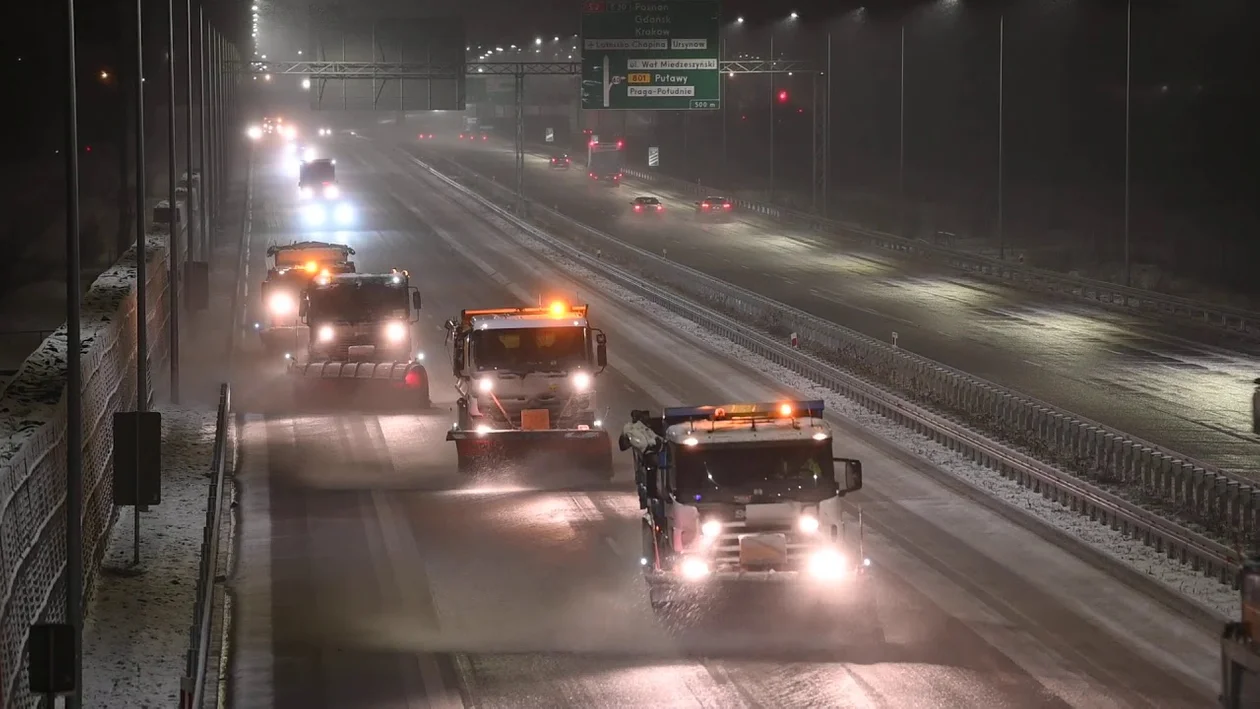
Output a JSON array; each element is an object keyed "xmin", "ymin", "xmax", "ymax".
[
  {"xmin": 789, "ymin": 11, "xmax": 799, "ymax": 20},
  {"xmin": 301, "ymin": 78, "xmax": 311, "ymax": 89},
  {"xmin": 735, "ymin": 16, "xmax": 744, "ymax": 23},
  {"xmin": 535, "ymin": 37, "xmax": 542, "ymax": 45}
]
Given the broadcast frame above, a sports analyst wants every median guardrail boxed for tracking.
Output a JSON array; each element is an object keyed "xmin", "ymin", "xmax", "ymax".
[
  {"xmin": 179, "ymin": 383, "xmax": 230, "ymax": 709},
  {"xmin": 406, "ymin": 149, "xmax": 1253, "ymax": 585},
  {"xmin": 614, "ymin": 163, "xmax": 1260, "ymax": 340}
]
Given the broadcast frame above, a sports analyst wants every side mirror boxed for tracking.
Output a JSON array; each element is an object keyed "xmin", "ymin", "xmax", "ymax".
[
  {"xmin": 596, "ymin": 342, "xmax": 608, "ymax": 368},
  {"xmin": 298, "ymin": 299, "xmax": 308, "ymax": 318},
  {"xmin": 835, "ymin": 458, "xmax": 863, "ymax": 493},
  {"xmin": 411, "ymin": 291, "xmax": 422, "ymax": 310},
  {"xmin": 444, "ymin": 319, "xmax": 457, "ymax": 331},
  {"xmin": 618, "ymin": 433, "xmax": 630, "ymax": 451}
]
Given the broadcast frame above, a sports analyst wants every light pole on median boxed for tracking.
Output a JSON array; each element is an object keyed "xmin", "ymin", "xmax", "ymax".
[
  {"xmin": 63, "ymin": 0, "xmax": 84, "ymax": 704},
  {"xmin": 131, "ymin": 0, "xmax": 148, "ymax": 569},
  {"xmin": 184, "ymin": 0, "xmax": 196, "ymax": 261}
]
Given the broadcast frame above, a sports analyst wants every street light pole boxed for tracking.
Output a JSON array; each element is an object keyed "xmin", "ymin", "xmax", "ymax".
[
  {"xmin": 998, "ymin": 15, "xmax": 1005, "ymax": 261},
  {"xmin": 768, "ymin": 33, "xmax": 775, "ymax": 201},
  {"xmin": 899, "ymin": 24, "xmax": 906, "ymax": 237},
  {"xmin": 184, "ymin": 0, "xmax": 196, "ymax": 260},
  {"xmin": 166, "ymin": 0, "xmax": 180, "ymax": 403},
  {"xmin": 132, "ymin": 0, "xmax": 148, "ymax": 569},
  {"xmin": 1123, "ymin": 0, "xmax": 1132, "ymax": 287},
  {"xmin": 198, "ymin": 7, "xmax": 209, "ymax": 247},
  {"xmin": 63, "ymin": 0, "xmax": 84, "ymax": 705}
]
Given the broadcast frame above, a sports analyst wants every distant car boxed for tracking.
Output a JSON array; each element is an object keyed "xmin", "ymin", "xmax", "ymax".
[
  {"xmin": 317, "ymin": 127, "xmax": 333, "ymax": 137},
  {"xmin": 695, "ymin": 195, "xmax": 734, "ymax": 220},
  {"xmin": 417, "ymin": 132, "xmax": 437, "ymax": 140},
  {"xmin": 549, "ymin": 154, "xmax": 572, "ymax": 169},
  {"xmin": 477, "ymin": 130, "xmax": 491, "ymax": 142},
  {"xmin": 457, "ymin": 131, "xmax": 488, "ymax": 141},
  {"xmin": 631, "ymin": 196, "xmax": 664, "ymax": 215}
]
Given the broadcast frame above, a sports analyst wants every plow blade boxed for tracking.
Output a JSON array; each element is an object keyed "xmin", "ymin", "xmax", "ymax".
[
  {"xmin": 286, "ymin": 361, "xmax": 431, "ymax": 411},
  {"xmin": 447, "ymin": 428, "xmax": 613, "ymax": 479}
]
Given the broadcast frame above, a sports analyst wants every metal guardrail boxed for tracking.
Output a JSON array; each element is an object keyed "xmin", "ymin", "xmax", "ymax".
[
  {"xmin": 180, "ymin": 382, "xmax": 231, "ymax": 709},
  {"xmin": 407, "ymin": 151, "xmax": 1249, "ymax": 585},
  {"xmin": 615, "ymin": 164, "xmax": 1260, "ymax": 339}
]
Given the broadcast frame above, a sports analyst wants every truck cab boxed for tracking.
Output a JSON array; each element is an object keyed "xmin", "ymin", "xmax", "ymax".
[
  {"xmin": 620, "ymin": 400, "xmax": 867, "ymax": 607},
  {"xmin": 256, "ymin": 241, "xmax": 356, "ymax": 352},
  {"xmin": 299, "ymin": 271, "xmax": 421, "ymax": 363},
  {"xmin": 443, "ymin": 302, "xmax": 612, "ymax": 476}
]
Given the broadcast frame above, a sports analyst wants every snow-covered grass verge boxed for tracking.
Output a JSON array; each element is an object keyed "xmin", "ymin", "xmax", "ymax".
[
  {"xmin": 427, "ymin": 160, "xmax": 1240, "ymax": 620},
  {"xmin": 82, "ymin": 404, "xmax": 216, "ymax": 707}
]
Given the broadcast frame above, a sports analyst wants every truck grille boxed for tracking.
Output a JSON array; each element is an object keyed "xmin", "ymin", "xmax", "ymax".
[{"xmin": 708, "ymin": 521, "xmax": 813, "ymax": 573}]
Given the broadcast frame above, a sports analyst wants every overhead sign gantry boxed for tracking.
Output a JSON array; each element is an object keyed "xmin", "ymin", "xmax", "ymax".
[{"xmin": 580, "ymin": 0, "xmax": 721, "ymax": 111}]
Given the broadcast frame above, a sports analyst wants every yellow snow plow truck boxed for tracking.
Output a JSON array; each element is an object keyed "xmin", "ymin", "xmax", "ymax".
[
  {"xmin": 1221, "ymin": 558, "xmax": 1260, "ymax": 707},
  {"xmin": 285, "ymin": 270, "xmax": 430, "ymax": 410},
  {"xmin": 444, "ymin": 302, "xmax": 612, "ymax": 477},
  {"xmin": 257, "ymin": 241, "xmax": 356, "ymax": 353}
]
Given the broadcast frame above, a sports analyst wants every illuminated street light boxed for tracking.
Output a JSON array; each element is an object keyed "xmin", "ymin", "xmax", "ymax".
[
  {"xmin": 736, "ymin": 16, "xmax": 744, "ymax": 23},
  {"xmin": 99, "ymin": 70, "xmax": 109, "ymax": 80},
  {"xmin": 261, "ymin": 54, "xmax": 266, "ymax": 59},
  {"xmin": 535, "ymin": 37, "xmax": 542, "ymax": 45},
  {"xmin": 264, "ymin": 74, "xmax": 272, "ymax": 81},
  {"xmin": 302, "ymin": 78, "xmax": 311, "ymax": 89},
  {"xmin": 789, "ymin": 11, "xmax": 799, "ymax": 19},
  {"xmin": 553, "ymin": 36, "xmax": 559, "ymax": 41}
]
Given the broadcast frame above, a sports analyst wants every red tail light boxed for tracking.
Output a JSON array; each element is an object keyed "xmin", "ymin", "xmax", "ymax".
[
  {"xmin": 634, "ymin": 205, "xmax": 642, "ymax": 211},
  {"xmin": 404, "ymin": 368, "xmax": 425, "ymax": 388},
  {"xmin": 655, "ymin": 205, "xmax": 663, "ymax": 211},
  {"xmin": 702, "ymin": 203, "xmax": 711, "ymax": 210},
  {"xmin": 482, "ymin": 135, "xmax": 488, "ymax": 141},
  {"xmin": 723, "ymin": 203, "xmax": 732, "ymax": 210}
]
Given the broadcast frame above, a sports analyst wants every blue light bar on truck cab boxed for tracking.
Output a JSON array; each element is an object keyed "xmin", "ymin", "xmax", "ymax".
[{"xmin": 662, "ymin": 400, "xmax": 825, "ymax": 427}]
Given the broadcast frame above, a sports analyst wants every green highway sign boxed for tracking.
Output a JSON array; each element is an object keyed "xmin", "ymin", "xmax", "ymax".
[{"xmin": 581, "ymin": 0, "xmax": 720, "ymax": 111}]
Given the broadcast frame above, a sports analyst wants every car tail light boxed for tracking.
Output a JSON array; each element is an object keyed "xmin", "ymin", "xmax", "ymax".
[
  {"xmin": 404, "ymin": 367, "xmax": 425, "ymax": 388},
  {"xmin": 634, "ymin": 205, "xmax": 642, "ymax": 211},
  {"xmin": 702, "ymin": 203, "xmax": 711, "ymax": 210},
  {"xmin": 723, "ymin": 203, "xmax": 732, "ymax": 210},
  {"xmin": 655, "ymin": 205, "xmax": 663, "ymax": 211}
]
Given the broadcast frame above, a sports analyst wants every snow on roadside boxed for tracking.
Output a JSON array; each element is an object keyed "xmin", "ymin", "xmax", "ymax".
[
  {"xmin": 438, "ymin": 166, "xmax": 1240, "ymax": 619},
  {"xmin": 82, "ymin": 404, "xmax": 217, "ymax": 707}
]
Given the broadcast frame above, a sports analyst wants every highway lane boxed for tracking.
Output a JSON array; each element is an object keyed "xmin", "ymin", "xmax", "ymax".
[
  {"xmin": 409, "ymin": 136, "xmax": 1260, "ymax": 477},
  {"xmin": 224, "ymin": 135, "xmax": 1216, "ymax": 708}
]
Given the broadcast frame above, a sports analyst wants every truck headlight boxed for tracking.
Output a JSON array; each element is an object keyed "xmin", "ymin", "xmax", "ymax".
[
  {"xmin": 679, "ymin": 557, "xmax": 710, "ymax": 581},
  {"xmin": 317, "ymin": 325, "xmax": 335, "ymax": 343},
  {"xmin": 798, "ymin": 515, "xmax": 820, "ymax": 534},
  {"xmin": 700, "ymin": 519, "xmax": 722, "ymax": 538},
  {"xmin": 807, "ymin": 548, "xmax": 847, "ymax": 580},
  {"xmin": 323, "ymin": 184, "xmax": 339, "ymax": 199},
  {"xmin": 300, "ymin": 186, "xmax": 314, "ymax": 199},
  {"xmin": 267, "ymin": 292, "xmax": 295, "ymax": 315},
  {"xmin": 384, "ymin": 321, "xmax": 407, "ymax": 343},
  {"xmin": 571, "ymin": 371, "xmax": 591, "ymax": 391},
  {"xmin": 303, "ymin": 204, "xmax": 326, "ymax": 225},
  {"xmin": 477, "ymin": 378, "xmax": 493, "ymax": 393}
]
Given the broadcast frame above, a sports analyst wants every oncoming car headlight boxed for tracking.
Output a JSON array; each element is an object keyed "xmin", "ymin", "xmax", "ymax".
[
  {"xmin": 317, "ymin": 325, "xmax": 336, "ymax": 343},
  {"xmin": 267, "ymin": 292, "xmax": 296, "ymax": 315},
  {"xmin": 571, "ymin": 371, "xmax": 591, "ymax": 391},
  {"xmin": 384, "ymin": 321, "xmax": 407, "ymax": 343}
]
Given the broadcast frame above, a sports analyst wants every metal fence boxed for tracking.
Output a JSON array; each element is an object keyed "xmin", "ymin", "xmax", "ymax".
[
  {"xmin": 410, "ymin": 151, "xmax": 1248, "ymax": 585},
  {"xmin": 179, "ymin": 383, "xmax": 230, "ymax": 709}
]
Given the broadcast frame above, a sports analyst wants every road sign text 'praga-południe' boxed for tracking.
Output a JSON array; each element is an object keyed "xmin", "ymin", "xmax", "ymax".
[{"xmin": 581, "ymin": 1, "xmax": 720, "ymax": 111}]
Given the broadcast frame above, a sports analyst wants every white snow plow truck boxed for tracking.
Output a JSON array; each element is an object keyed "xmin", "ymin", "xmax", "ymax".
[
  {"xmin": 444, "ymin": 302, "xmax": 611, "ymax": 477},
  {"xmin": 286, "ymin": 270, "xmax": 430, "ymax": 410},
  {"xmin": 257, "ymin": 241, "xmax": 356, "ymax": 353},
  {"xmin": 619, "ymin": 400, "xmax": 867, "ymax": 608}
]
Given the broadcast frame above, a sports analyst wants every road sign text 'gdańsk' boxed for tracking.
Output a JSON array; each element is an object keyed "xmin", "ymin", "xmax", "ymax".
[{"xmin": 580, "ymin": 0, "xmax": 720, "ymax": 111}]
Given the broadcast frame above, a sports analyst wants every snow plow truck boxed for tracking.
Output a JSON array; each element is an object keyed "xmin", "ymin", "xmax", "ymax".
[
  {"xmin": 444, "ymin": 302, "xmax": 611, "ymax": 477},
  {"xmin": 257, "ymin": 241, "xmax": 356, "ymax": 353},
  {"xmin": 285, "ymin": 269, "xmax": 430, "ymax": 410}
]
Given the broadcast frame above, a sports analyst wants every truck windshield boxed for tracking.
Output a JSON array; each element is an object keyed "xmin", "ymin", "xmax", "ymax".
[
  {"xmin": 674, "ymin": 441, "xmax": 837, "ymax": 500},
  {"xmin": 309, "ymin": 283, "xmax": 407, "ymax": 321},
  {"xmin": 470, "ymin": 326, "xmax": 587, "ymax": 372},
  {"xmin": 300, "ymin": 162, "xmax": 335, "ymax": 184}
]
